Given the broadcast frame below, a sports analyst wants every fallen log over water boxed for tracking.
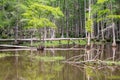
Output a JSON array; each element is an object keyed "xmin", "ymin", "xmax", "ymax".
[
  {"xmin": 0, "ymin": 48, "xmax": 85, "ymax": 51},
  {"xmin": 0, "ymin": 45, "xmax": 29, "ymax": 49},
  {"xmin": 0, "ymin": 38, "xmax": 86, "ymax": 42}
]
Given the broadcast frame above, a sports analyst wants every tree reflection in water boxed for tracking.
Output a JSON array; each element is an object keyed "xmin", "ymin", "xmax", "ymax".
[
  {"xmin": 64, "ymin": 43, "xmax": 120, "ymax": 80},
  {"xmin": 0, "ymin": 43, "xmax": 120, "ymax": 80},
  {"xmin": 0, "ymin": 50, "xmax": 64, "ymax": 80}
]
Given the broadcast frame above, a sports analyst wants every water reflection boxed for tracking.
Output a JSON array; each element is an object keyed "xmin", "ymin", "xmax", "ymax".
[
  {"xmin": 0, "ymin": 43, "xmax": 120, "ymax": 80},
  {"xmin": 112, "ymin": 47, "xmax": 116, "ymax": 61},
  {"xmin": 64, "ymin": 43, "xmax": 120, "ymax": 80},
  {"xmin": 0, "ymin": 51, "xmax": 64, "ymax": 80}
]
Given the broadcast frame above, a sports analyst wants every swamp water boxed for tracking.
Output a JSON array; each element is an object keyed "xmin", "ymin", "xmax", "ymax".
[{"xmin": 0, "ymin": 43, "xmax": 120, "ymax": 80}]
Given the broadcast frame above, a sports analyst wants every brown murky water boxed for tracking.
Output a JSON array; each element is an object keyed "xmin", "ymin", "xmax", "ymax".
[{"xmin": 0, "ymin": 43, "xmax": 120, "ymax": 80}]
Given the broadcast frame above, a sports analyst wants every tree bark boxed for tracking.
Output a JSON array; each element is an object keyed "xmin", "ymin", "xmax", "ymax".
[
  {"xmin": 112, "ymin": 23, "xmax": 116, "ymax": 46},
  {"xmin": 84, "ymin": 0, "xmax": 87, "ymax": 38},
  {"xmin": 101, "ymin": 21, "xmax": 104, "ymax": 40},
  {"xmin": 110, "ymin": 1, "xmax": 116, "ymax": 46},
  {"xmin": 87, "ymin": 0, "xmax": 91, "ymax": 46},
  {"xmin": 87, "ymin": 33, "xmax": 91, "ymax": 46}
]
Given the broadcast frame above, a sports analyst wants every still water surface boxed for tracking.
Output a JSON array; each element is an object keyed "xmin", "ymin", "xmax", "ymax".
[{"xmin": 0, "ymin": 43, "xmax": 120, "ymax": 80}]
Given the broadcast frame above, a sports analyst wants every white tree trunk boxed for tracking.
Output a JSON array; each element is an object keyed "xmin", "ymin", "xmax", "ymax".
[
  {"xmin": 110, "ymin": 1, "xmax": 116, "ymax": 46},
  {"xmin": 87, "ymin": 0, "xmax": 91, "ymax": 46},
  {"xmin": 84, "ymin": 0, "xmax": 87, "ymax": 38},
  {"xmin": 112, "ymin": 23, "xmax": 116, "ymax": 46},
  {"xmin": 44, "ymin": 27, "xmax": 47, "ymax": 39},
  {"xmin": 51, "ymin": 29, "xmax": 55, "ymax": 38},
  {"xmin": 87, "ymin": 33, "xmax": 91, "ymax": 46},
  {"xmin": 101, "ymin": 21, "xmax": 104, "ymax": 40},
  {"xmin": 112, "ymin": 47, "xmax": 116, "ymax": 61}
]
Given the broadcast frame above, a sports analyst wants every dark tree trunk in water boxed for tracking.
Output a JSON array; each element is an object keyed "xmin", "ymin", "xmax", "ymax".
[{"xmin": 37, "ymin": 29, "xmax": 45, "ymax": 51}]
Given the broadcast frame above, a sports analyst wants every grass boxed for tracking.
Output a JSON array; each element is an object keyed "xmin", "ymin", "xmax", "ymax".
[
  {"xmin": 107, "ymin": 76, "xmax": 120, "ymax": 79},
  {"xmin": 0, "ymin": 53, "xmax": 15, "ymax": 58},
  {"xmin": 45, "ymin": 39, "xmax": 87, "ymax": 47},
  {"xmin": 21, "ymin": 39, "xmax": 87, "ymax": 47},
  {"xmin": 79, "ymin": 60, "xmax": 120, "ymax": 66},
  {"xmin": 101, "ymin": 61, "xmax": 120, "ymax": 66},
  {"xmin": 35, "ymin": 56, "xmax": 65, "ymax": 62}
]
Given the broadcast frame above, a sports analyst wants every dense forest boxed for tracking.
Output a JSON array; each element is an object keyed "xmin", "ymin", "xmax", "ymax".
[
  {"xmin": 0, "ymin": 1, "xmax": 120, "ymax": 79},
  {"xmin": 0, "ymin": 0, "xmax": 120, "ymax": 46}
]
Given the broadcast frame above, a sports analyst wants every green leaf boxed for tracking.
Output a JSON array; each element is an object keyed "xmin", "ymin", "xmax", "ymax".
[
  {"xmin": 86, "ymin": 18, "xmax": 93, "ymax": 33},
  {"xmin": 107, "ymin": 15, "xmax": 120, "ymax": 19},
  {"xmin": 22, "ymin": 3, "xmax": 64, "ymax": 29},
  {"xmin": 97, "ymin": 0, "xmax": 108, "ymax": 4}
]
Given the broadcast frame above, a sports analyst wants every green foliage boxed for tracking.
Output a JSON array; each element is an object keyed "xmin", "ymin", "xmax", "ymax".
[
  {"xmin": 28, "ymin": 18, "xmax": 56, "ymax": 28},
  {"xmin": 0, "ymin": 9, "xmax": 10, "ymax": 28},
  {"xmin": 35, "ymin": 56, "xmax": 65, "ymax": 62},
  {"xmin": 0, "ymin": 0, "xmax": 27, "ymax": 29},
  {"xmin": 85, "ymin": 66, "xmax": 94, "ymax": 76},
  {"xmin": 22, "ymin": 3, "xmax": 64, "ymax": 29},
  {"xmin": 107, "ymin": 76, "xmax": 120, "ymax": 79},
  {"xmin": 103, "ymin": 61, "xmax": 120, "ymax": 66},
  {"xmin": 96, "ymin": 9, "xmax": 111, "ymax": 22},
  {"xmin": 45, "ymin": 39, "xmax": 86, "ymax": 47},
  {"xmin": 28, "ymin": 3, "xmax": 64, "ymax": 18},
  {"xmin": 97, "ymin": 0, "xmax": 108, "ymax": 4},
  {"xmin": 98, "ymin": 9, "xmax": 110, "ymax": 17},
  {"xmin": 21, "ymin": 39, "xmax": 86, "ymax": 47},
  {"xmin": 86, "ymin": 18, "xmax": 93, "ymax": 32},
  {"xmin": 32, "ymin": 0, "xmax": 57, "ymax": 5},
  {"xmin": 91, "ymin": 4, "xmax": 102, "ymax": 15},
  {"xmin": 0, "ymin": 53, "xmax": 15, "ymax": 58},
  {"xmin": 107, "ymin": 15, "xmax": 120, "ymax": 19}
]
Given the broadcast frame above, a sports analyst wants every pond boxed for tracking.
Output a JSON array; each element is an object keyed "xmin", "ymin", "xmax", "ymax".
[{"xmin": 0, "ymin": 43, "xmax": 120, "ymax": 80}]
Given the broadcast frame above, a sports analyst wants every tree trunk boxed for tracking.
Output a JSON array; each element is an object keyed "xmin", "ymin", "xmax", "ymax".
[
  {"xmin": 44, "ymin": 27, "xmax": 47, "ymax": 39},
  {"xmin": 87, "ymin": 33, "xmax": 91, "ymax": 46},
  {"xmin": 84, "ymin": 0, "xmax": 87, "ymax": 38},
  {"xmin": 97, "ymin": 22, "xmax": 100, "ymax": 39},
  {"xmin": 65, "ymin": 0, "xmax": 69, "ymax": 38},
  {"xmin": 112, "ymin": 47, "xmax": 116, "ymax": 61},
  {"xmin": 118, "ymin": 21, "xmax": 120, "ymax": 39},
  {"xmin": 101, "ymin": 21, "xmax": 104, "ymax": 40},
  {"xmin": 14, "ymin": 0, "xmax": 19, "ymax": 44},
  {"xmin": 110, "ymin": 1, "xmax": 116, "ymax": 46},
  {"xmin": 51, "ymin": 28, "xmax": 55, "ymax": 38},
  {"xmin": 87, "ymin": 0, "xmax": 92, "ymax": 46},
  {"xmin": 14, "ymin": 23, "xmax": 18, "ymax": 44},
  {"xmin": 112, "ymin": 23, "xmax": 116, "ymax": 46},
  {"xmin": 90, "ymin": 0, "xmax": 95, "ymax": 39}
]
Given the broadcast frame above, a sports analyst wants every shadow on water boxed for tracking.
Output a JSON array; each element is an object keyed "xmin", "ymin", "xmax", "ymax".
[{"xmin": 0, "ymin": 43, "xmax": 120, "ymax": 80}]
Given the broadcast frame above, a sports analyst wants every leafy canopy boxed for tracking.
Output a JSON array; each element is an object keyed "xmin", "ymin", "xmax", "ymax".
[
  {"xmin": 22, "ymin": 2, "xmax": 64, "ymax": 28},
  {"xmin": 97, "ymin": 0, "xmax": 108, "ymax": 4}
]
